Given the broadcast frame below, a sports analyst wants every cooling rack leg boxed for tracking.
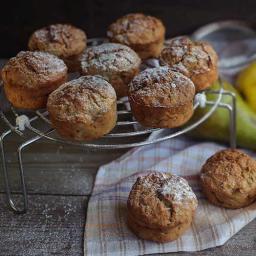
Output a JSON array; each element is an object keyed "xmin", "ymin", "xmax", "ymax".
[
  {"xmin": 0, "ymin": 131, "xmax": 48, "ymax": 213},
  {"xmin": 0, "ymin": 130, "xmax": 28, "ymax": 213},
  {"xmin": 16, "ymin": 132, "xmax": 53, "ymax": 213},
  {"xmin": 214, "ymin": 102, "xmax": 236, "ymax": 149},
  {"xmin": 228, "ymin": 93, "xmax": 236, "ymax": 149},
  {"xmin": 15, "ymin": 135, "xmax": 49, "ymax": 213},
  {"xmin": 205, "ymin": 89, "xmax": 237, "ymax": 149}
]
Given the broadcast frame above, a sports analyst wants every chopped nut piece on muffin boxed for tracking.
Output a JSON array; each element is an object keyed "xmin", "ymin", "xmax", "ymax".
[
  {"xmin": 1, "ymin": 51, "xmax": 67, "ymax": 109},
  {"xmin": 47, "ymin": 75, "xmax": 117, "ymax": 141},
  {"xmin": 80, "ymin": 43, "xmax": 141, "ymax": 97},
  {"xmin": 160, "ymin": 36, "xmax": 218, "ymax": 91},
  {"xmin": 107, "ymin": 13, "xmax": 165, "ymax": 59},
  {"xmin": 28, "ymin": 24, "xmax": 87, "ymax": 72},
  {"xmin": 128, "ymin": 66, "xmax": 195, "ymax": 128},
  {"xmin": 200, "ymin": 149, "xmax": 256, "ymax": 209},
  {"xmin": 127, "ymin": 172, "xmax": 198, "ymax": 242}
]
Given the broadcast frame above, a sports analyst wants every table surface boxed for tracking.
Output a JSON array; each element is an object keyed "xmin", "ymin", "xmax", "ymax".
[
  {"xmin": 0, "ymin": 128, "xmax": 255, "ymax": 256},
  {"xmin": 0, "ymin": 63, "xmax": 255, "ymax": 256}
]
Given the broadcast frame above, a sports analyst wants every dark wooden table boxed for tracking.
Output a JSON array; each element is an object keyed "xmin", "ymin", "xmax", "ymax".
[
  {"xmin": 0, "ymin": 62, "xmax": 255, "ymax": 256},
  {"xmin": 0, "ymin": 127, "xmax": 255, "ymax": 256}
]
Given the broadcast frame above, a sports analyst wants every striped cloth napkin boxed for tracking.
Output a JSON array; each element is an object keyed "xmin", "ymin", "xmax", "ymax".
[{"xmin": 84, "ymin": 138, "xmax": 256, "ymax": 256}]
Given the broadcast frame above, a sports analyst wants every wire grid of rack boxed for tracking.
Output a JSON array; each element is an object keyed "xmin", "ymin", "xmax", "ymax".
[{"xmin": 0, "ymin": 38, "xmax": 237, "ymax": 213}]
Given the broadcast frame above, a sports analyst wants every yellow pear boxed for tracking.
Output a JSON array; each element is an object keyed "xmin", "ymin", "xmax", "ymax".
[
  {"xmin": 188, "ymin": 81, "xmax": 256, "ymax": 150},
  {"xmin": 237, "ymin": 62, "xmax": 256, "ymax": 112}
]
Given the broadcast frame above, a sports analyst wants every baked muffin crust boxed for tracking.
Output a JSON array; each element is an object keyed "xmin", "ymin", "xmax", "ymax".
[
  {"xmin": 160, "ymin": 36, "xmax": 218, "ymax": 91},
  {"xmin": 29, "ymin": 24, "xmax": 87, "ymax": 71},
  {"xmin": 81, "ymin": 43, "xmax": 140, "ymax": 73},
  {"xmin": 128, "ymin": 66, "xmax": 195, "ymax": 128},
  {"xmin": 29, "ymin": 24, "xmax": 86, "ymax": 59},
  {"xmin": 128, "ymin": 172, "xmax": 197, "ymax": 229},
  {"xmin": 47, "ymin": 75, "xmax": 117, "ymax": 141},
  {"xmin": 80, "ymin": 43, "xmax": 141, "ymax": 97},
  {"xmin": 2, "ymin": 51, "xmax": 67, "ymax": 93},
  {"xmin": 200, "ymin": 149, "xmax": 256, "ymax": 208},
  {"xmin": 127, "ymin": 215, "xmax": 192, "ymax": 243},
  {"xmin": 107, "ymin": 13, "xmax": 165, "ymax": 59},
  {"xmin": 127, "ymin": 172, "xmax": 198, "ymax": 242},
  {"xmin": 129, "ymin": 66, "xmax": 195, "ymax": 107},
  {"xmin": 2, "ymin": 51, "xmax": 67, "ymax": 109},
  {"xmin": 107, "ymin": 13, "xmax": 164, "ymax": 45}
]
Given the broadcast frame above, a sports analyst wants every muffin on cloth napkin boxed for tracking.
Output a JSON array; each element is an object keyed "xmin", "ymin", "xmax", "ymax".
[{"xmin": 84, "ymin": 138, "xmax": 256, "ymax": 256}]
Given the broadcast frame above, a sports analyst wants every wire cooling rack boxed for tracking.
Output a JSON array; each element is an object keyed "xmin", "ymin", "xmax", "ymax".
[{"xmin": 0, "ymin": 38, "xmax": 237, "ymax": 213}]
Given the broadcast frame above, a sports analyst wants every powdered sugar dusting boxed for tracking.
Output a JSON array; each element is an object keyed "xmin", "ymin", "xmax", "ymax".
[
  {"xmin": 47, "ymin": 75, "xmax": 116, "ymax": 122},
  {"xmin": 171, "ymin": 46, "xmax": 187, "ymax": 58},
  {"xmin": 81, "ymin": 43, "xmax": 141, "ymax": 73},
  {"xmin": 159, "ymin": 175, "xmax": 196, "ymax": 202},
  {"xmin": 30, "ymin": 24, "xmax": 86, "ymax": 47},
  {"xmin": 50, "ymin": 75, "xmax": 116, "ymax": 102},
  {"xmin": 2, "ymin": 51, "xmax": 67, "ymax": 89},
  {"xmin": 172, "ymin": 62, "xmax": 189, "ymax": 76},
  {"xmin": 18, "ymin": 51, "xmax": 67, "ymax": 74},
  {"xmin": 140, "ymin": 172, "xmax": 169, "ymax": 189},
  {"xmin": 161, "ymin": 37, "xmax": 213, "ymax": 76},
  {"xmin": 137, "ymin": 66, "xmax": 170, "ymax": 81},
  {"xmin": 107, "ymin": 13, "xmax": 164, "ymax": 45},
  {"xmin": 130, "ymin": 66, "xmax": 193, "ymax": 92},
  {"xmin": 29, "ymin": 24, "xmax": 86, "ymax": 58},
  {"xmin": 139, "ymin": 172, "xmax": 196, "ymax": 202}
]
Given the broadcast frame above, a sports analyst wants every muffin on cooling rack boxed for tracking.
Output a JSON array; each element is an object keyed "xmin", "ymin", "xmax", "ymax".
[
  {"xmin": 128, "ymin": 66, "xmax": 195, "ymax": 128},
  {"xmin": 127, "ymin": 172, "xmax": 198, "ymax": 242},
  {"xmin": 47, "ymin": 76, "xmax": 117, "ymax": 141},
  {"xmin": 80, "ymin": 43, "xmax": 141, "ymax": 97},
  {"xmin": 28, "ymin": 24, "xmax": 87, "ymax": 72},
  {"xmin": 200, "ymin": 149, "xmax": 256, "ymax": 209},
  {"xmin": 1, "ymin": 51, "xmax": 67, "ymax": 109},
  {"xmin": 160, "ymin": 36, "xmax": 218, "ymax": 91},
  {"xmin": 107, "ymin": 13, "xmax": 165, "ymax": 60}
]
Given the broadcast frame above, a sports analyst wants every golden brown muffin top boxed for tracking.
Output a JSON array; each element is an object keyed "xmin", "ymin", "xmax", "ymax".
[
  {"xmin": 47, "ymin": 75, "xmax": 116, "ymax": 123},
  {"xmin": 2, "ymin": 51, "xmax": 67, "ymax": 90},
  {"xmin": 129, "ymin": 66, "xmax": 195, "ymax": 107},
  {"xmin": 201, "ymin": 149, "xmax": 256, "ymax": 198},
  {"xmin": 28, "ymin": 24, "xmax": 87, "ymax": 58},
  {"xmin": 80, "ymin": 43, "xmax": 141, "ymax": 74},
  {"xmin": 107, "ymin": 13, "xmax": 165, "ymax": 45},
  {"xmin": 127, "ymin": 172, "xmax": 198, "ymax": 230},
  {"xmin": 160, "ymin": 36, "xmax": 218, "ymax": 77}
]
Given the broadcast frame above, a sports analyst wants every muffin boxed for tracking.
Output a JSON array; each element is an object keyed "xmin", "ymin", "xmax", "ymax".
[
  {"xmin": 200, "ymin": 149, "xmax": 256, "ymax": 209},
  {"xmin": 127, "ymin": 172, "xmax": 198, "ymax": 242},
  {"xmin": 28, "ymin": 24, "xmax": 87, "ymax": 71},
  {"xmin": 160, "ymin": 36, "xmax": 218, "ymax": 91},
  {"xmin": 1, "ymin": 51, "xmax": 67, "ymax": 109},
  {"xmin": 47, "ymin": 75, "xmax": 117, "ymax": 141},
  {"xmin": 107, "ymin": 13, "xmax": 165, "ymax": 60},
  {"xmin": 128, "ymin": 66, "xmax": 195, "ymax": 128},
  {"xmin": 80, "ymin": 43, "xmax": 141, "ymax": 97}
]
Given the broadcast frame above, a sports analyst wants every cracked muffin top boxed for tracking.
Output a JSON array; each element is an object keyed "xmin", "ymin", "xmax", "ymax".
[
  {"xmin": 80, "ymin": 43, "xmax": 141, "ymax": 74},
  {"xmin": 107, "ymin": 13, "xmax": 165, "ymax": 45},
  {"xmin": 1, "ymin": 51, "xmax": 67, "ymax": 90},
  {"xmin": 160, "ymin": 36, "xmax": 218, "ymax": 78},
  {"xmin": 47, "ymin": 75, "xmax": 116, "ymax": 123},
  {"xmin": 128, "ymin": 66, "xmax": 195, "ymax": 107},
  {"xmin": 200, "ymin": 149, "xmax": 256, "ymax": 204},
  {"xmin": 127, "ymin": 172, "xmax": 198, "ymax": 230},
  {"xmin": 28, "ymin": 24, "xmax": 87, "ymax": 58}
]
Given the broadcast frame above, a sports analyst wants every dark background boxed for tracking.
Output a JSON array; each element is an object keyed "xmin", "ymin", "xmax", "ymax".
[{"xmin": 0, "ymin": 0, "xmax": 255, "ymax": 57}]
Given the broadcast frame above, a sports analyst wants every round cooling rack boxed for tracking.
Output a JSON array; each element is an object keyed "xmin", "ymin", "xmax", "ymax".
[
  {"xmin": 0, "ymin": 38, "xmax": 236, "ymax": 150},
  {"xmin": 0, "ymin": 38, "xmax": 237, "ymax": 213},
  {"xmin": 13, "ymin": 79, "xmax": 231, "ymax": 149}
]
